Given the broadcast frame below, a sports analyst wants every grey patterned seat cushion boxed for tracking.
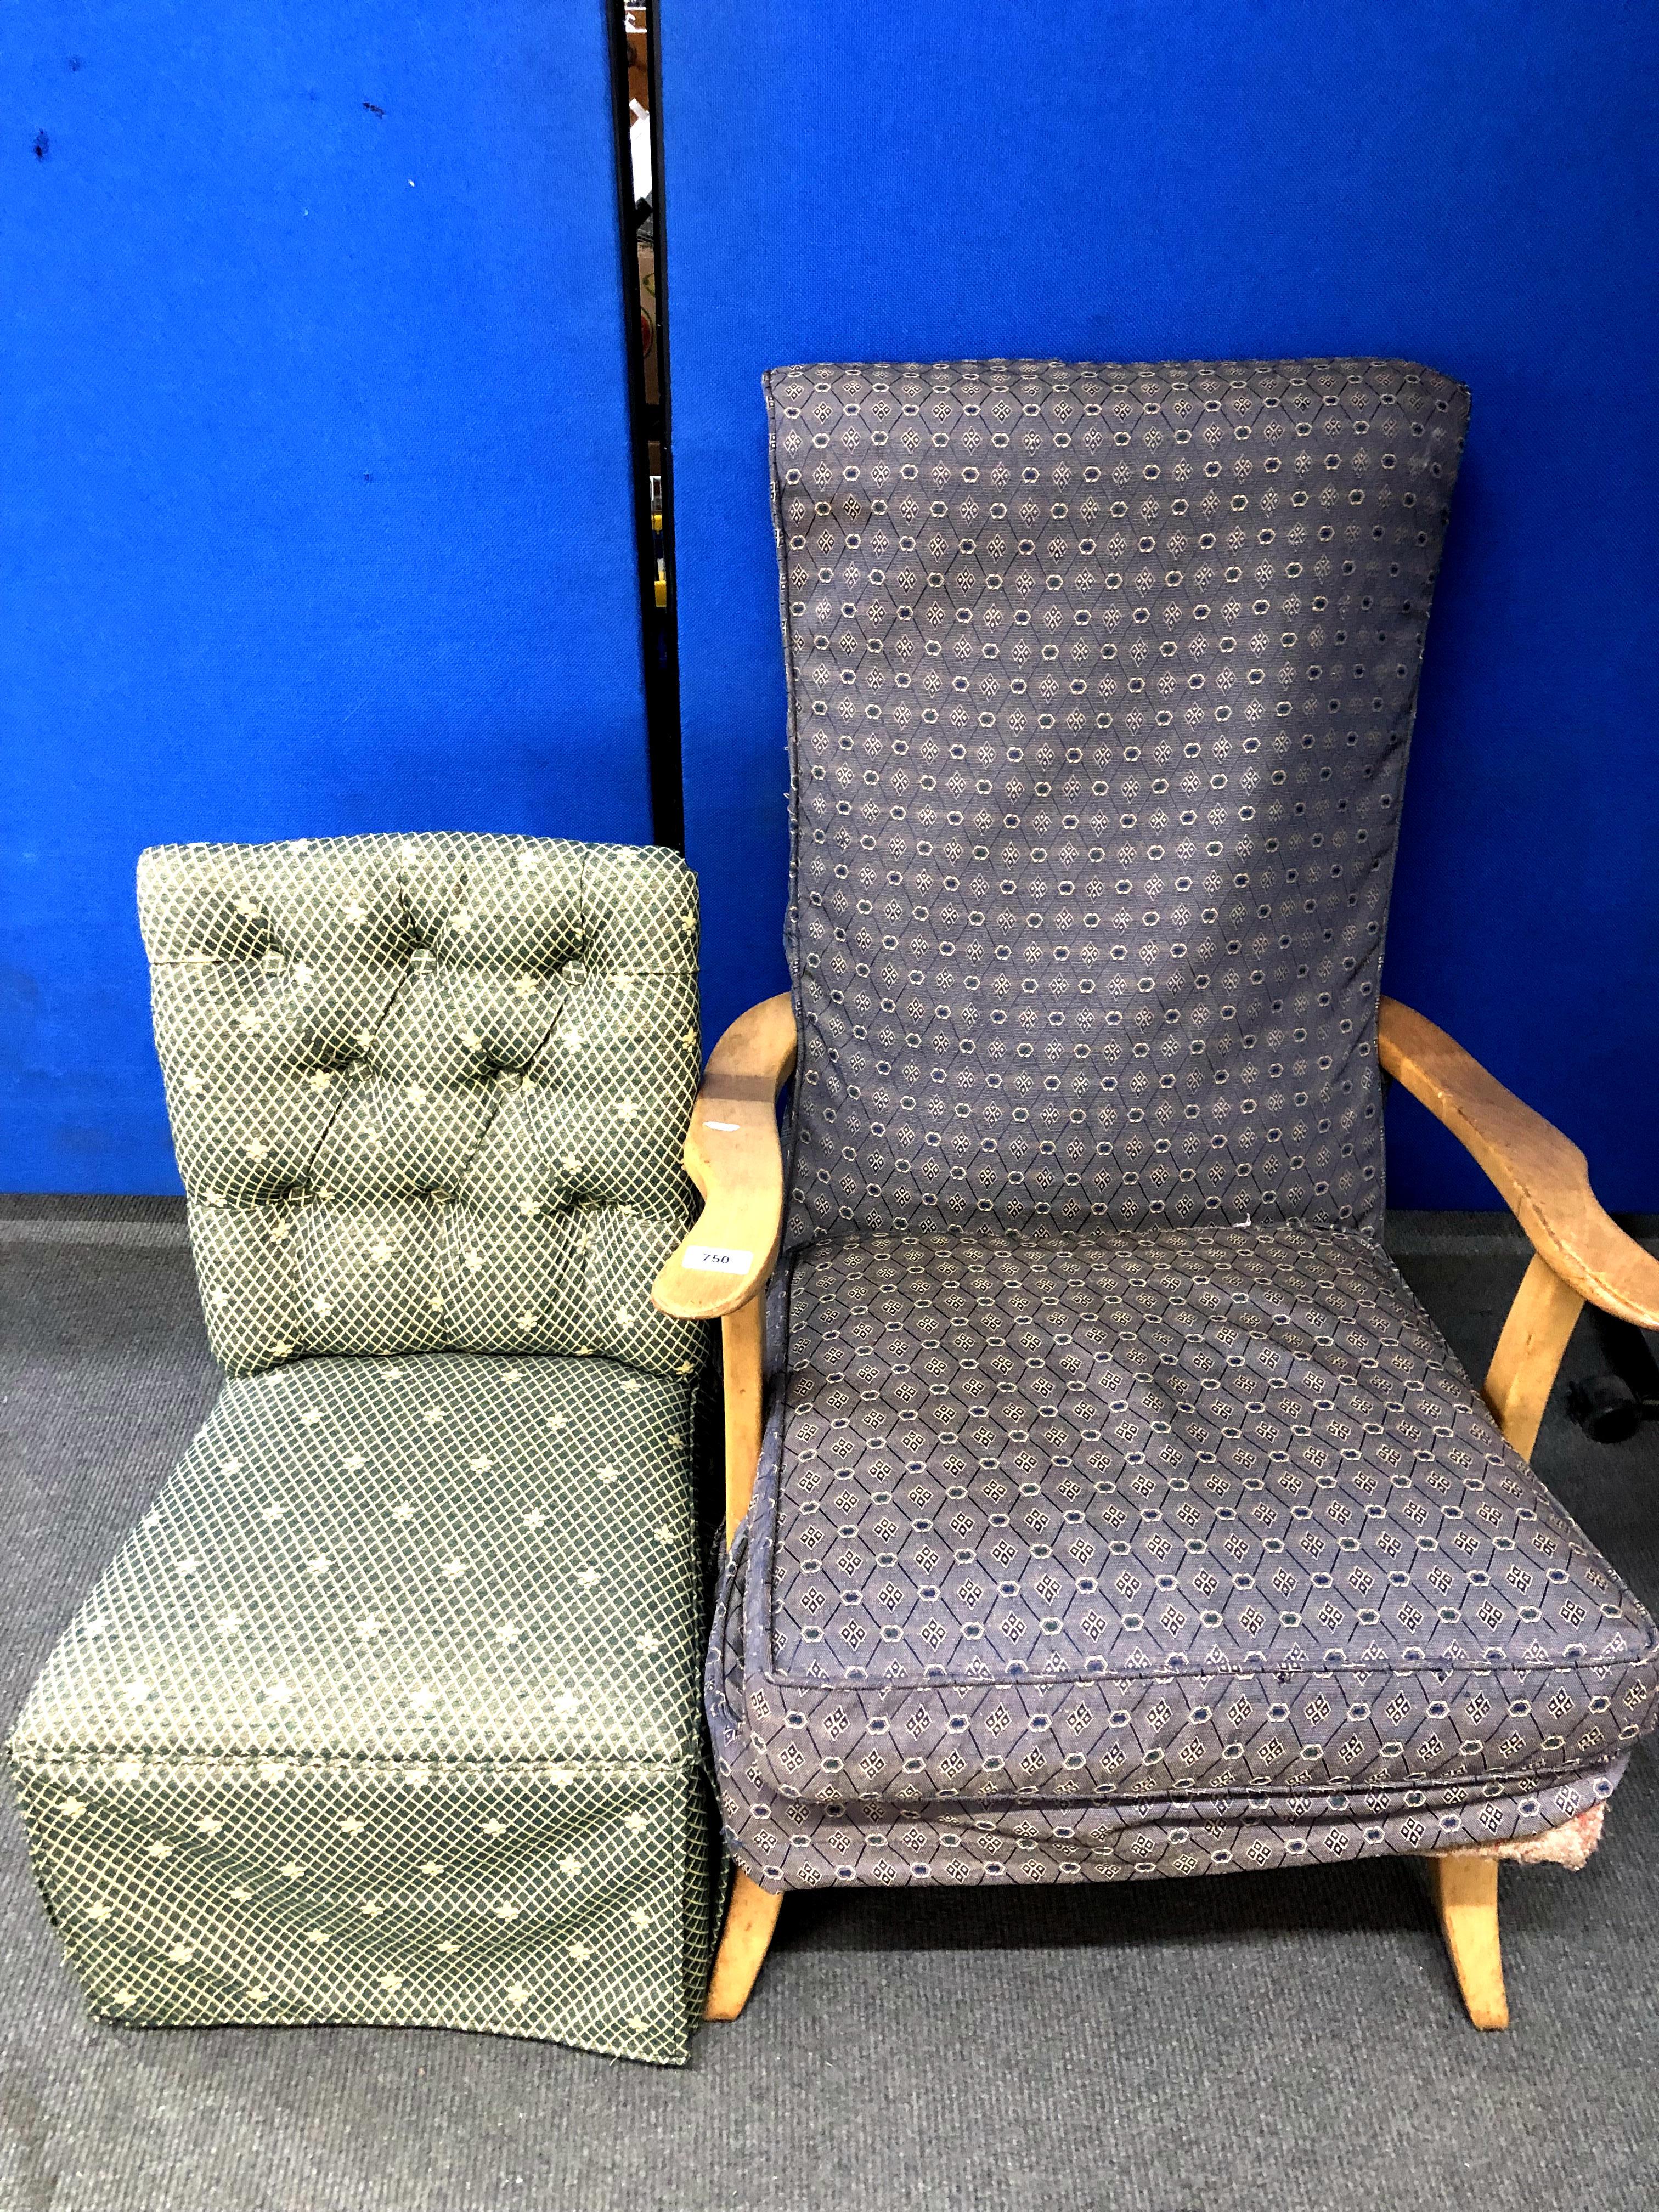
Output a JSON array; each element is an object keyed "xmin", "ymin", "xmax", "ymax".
[
  {"xmin": 707, "ymin": 1224, "xmax": 1657, "ymax": 1887},
  {"xmin": 139, "ymin": 833, "xmax": 704, "ymax": 1378},
  {"xmin": 769, "ymin": 358, "xmax": 1469, "ymax": 1248},
  {"xmin": 10, "ymin": 1352, "xmax": 718, "ymax": 2063}
]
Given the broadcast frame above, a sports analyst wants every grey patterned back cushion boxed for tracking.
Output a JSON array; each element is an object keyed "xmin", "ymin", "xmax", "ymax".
[
  {"xmin": 138, "ymin": 833, "xmax": 706, "ymax": 1379},
  {"xmin": 770, "ymin": 357, "xmax": 1469, "ymax": 1245}
]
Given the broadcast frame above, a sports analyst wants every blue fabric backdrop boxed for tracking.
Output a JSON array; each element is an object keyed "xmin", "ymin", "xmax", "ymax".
[
  {"xmin": 662, "ymin": 0, "xmax": 1659, "ymax": 1208},
  {"xmin": 3, "ymin": 2, "xmax": 649, "ymax": 1193}
]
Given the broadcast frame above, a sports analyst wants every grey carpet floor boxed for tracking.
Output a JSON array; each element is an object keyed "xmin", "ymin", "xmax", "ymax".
[{"xmin": 2, "ymin": 1200, "xmax": 1655, "ymax": 2212}]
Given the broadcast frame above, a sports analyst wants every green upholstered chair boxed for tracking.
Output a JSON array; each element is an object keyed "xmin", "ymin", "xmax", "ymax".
[{"xmin": 8, "ymin": 833, "xmax": 720, "ymax": 2066}]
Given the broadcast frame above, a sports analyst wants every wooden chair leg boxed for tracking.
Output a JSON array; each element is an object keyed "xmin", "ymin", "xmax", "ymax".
[
  {"xmin": 1430, "ymin": 1854, "xmax": 1510, "ymax": 2029},
  {"xmin": 1481, "ymin": 1251, "xmax": 1585, "ymax": 1460},
  {"xmin": 704, "ymin": 1870, "xmax": 783, "ymax": 2021}
]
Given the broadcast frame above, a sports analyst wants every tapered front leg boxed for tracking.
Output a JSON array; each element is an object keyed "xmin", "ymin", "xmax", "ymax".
[
  {"xmin": 1431, "ymin": 1854, "xmax": 1509, "ymax": 2029},
  {"xmin": 704, "ymin": 1872, "xmax": 783, "ymax": 2021}
]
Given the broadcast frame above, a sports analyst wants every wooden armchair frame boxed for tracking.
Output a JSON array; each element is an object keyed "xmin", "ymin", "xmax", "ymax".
[{"xmin": 653, "ymin": 993, "xmax": 1659, "ymax": 2030}]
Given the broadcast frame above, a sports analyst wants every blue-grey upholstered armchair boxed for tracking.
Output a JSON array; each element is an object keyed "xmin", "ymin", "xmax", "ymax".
[{"xmin": 654, "ymin": 359, "xmax": 1659, "ymax": 2029}]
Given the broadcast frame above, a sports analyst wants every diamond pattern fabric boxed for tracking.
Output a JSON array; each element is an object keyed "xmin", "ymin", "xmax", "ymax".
[
  {"xmin": 707, "ymin": 358, "xmax": 1659, "ymax": 1901},
  {"xmin": 709, "ymin": 1226, "xmax": 1655, "ymax": 1889},
  {"xmin": 12, "ymin": 1353, "xmax": 719, "ymax": 2064},
  {"xmin": 139, "ymin": 833, "xmax": 705, "ymax": 1378},
  {"xmin": 13, "ymin": 832, "xmax": 720, "ymax": 2063},
  {"xmin": 770, "ymin": 358, "xmax": 1468, "ymax": 1247},
  {"xmin": 709, "ymin": 1749, "xmax": 1624, "ymax": 1891}
]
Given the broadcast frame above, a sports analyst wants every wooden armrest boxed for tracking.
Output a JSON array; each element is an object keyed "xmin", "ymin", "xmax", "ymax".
[
  {"xmin": 1379, "ymin": 996, "xmax": 1659, "ymax": 1329},
  {"xmin": 652, "ymin": 992, "xmax": 798, "ymax": 1321}
]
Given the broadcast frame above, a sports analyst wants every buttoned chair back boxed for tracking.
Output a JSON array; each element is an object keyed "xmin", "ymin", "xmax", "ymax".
[
  {"xmin": 139, "ymin": 832, "xmax": 705, "ymax": 1379},
  {"xmin": 769, "ymin": 358, "xmax": 1467, "ymax": 1248}
]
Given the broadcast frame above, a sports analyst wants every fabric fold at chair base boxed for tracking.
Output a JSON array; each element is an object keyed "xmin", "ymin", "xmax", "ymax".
[
  {"xmin": 13, "ymin": 1752, "xmax": 721, "ymax": 2063},
  {"xmin": 709, "ymin": 1740, "xmax": 1624, "ymax": 1893}
]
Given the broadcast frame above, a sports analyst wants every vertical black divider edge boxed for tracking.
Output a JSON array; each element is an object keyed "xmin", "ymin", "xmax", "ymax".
[{"xmin": 606, "ymin": 0, "xmax": 684, "ymax": 850}]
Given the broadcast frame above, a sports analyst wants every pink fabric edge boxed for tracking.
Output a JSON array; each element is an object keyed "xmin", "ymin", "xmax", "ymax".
[{"xmin": 1434, "ymin": 1803, "xmax": 1604, "ymax": 1871}]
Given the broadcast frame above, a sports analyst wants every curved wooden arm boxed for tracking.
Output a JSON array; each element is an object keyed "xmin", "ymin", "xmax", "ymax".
[
  {"xmin": 652, "ymin": 992, "xmax": 798, "ymax": 1322},
  {"xmin": 654, "ymin": 993, "xmax": 798, "ymax": 1548},
  {"xmin": 1379, "ymin": 997, "xmax": 1659, "ymax": 1329}
]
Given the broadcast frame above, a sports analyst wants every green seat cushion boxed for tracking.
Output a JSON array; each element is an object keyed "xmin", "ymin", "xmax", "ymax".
[{"xmin": 9, "ymin": 1351, "xmax": 720, "ymax": 2064}]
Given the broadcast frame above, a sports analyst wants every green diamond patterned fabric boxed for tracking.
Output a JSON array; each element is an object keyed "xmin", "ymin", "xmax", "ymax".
[
  {"xmin": 10, "ymin": 833, "xmax": 722, "ymax": 2064},
  {"xmin": 138, "ymin": 833, "xmax": 706, "ymax": 1379},
  {"xmin": 10, "ymin": 1352, "xmax": 720, "ymax": 2064}
]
